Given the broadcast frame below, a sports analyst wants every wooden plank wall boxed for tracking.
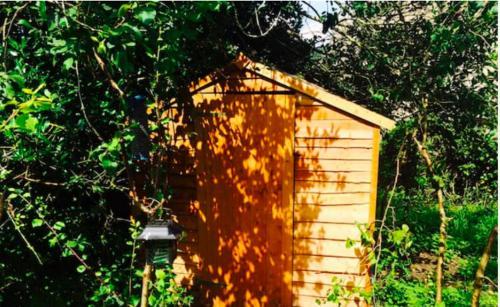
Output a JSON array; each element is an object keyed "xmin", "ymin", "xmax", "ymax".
[{"xmin": 292, "ymin": 96, "xmax": 378, "ymax": 307}]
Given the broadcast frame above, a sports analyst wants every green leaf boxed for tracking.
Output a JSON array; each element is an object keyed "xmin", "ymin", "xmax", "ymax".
[
  {"xmin": 8, "ymin": 73, "xmax": 25, "ymax": 86},
  {"xmin": 101, "ymin": 157, "xmax": 118, "ymax": 170},
  {"xmin": 31, "ymin": 219, "xmax": 43, "ymax": 228},
  {"xmin": 345, "ymin": 238, "xmax": 355, "ymax": 248},
  {"xmin": 38, "ymin": 1, "xmax": 47, "ymax": 20},
  {"xmin": 15, "ymin": 114, "xmax": 38, "ymax": 133},
  {"xmin": 155, "ymin": 269, "xmax": 166, "ymax": 280},
  {"xmin": 371, "ymin": 92, "xmax": 384, "ymax": 103},
  {"xmin": 76, "ymin": 265, "xmax": 86, "ymax": 273},
  {"xmin": 53, "ymin": 221, "xmax": 65, "ymax": 231},
  {"xmin": 130, "ymin": 296, "xmax": 140, "ymax": 307},
  {"xmin": 135, "ymin": 7, "xmax": 156, "ymax": 25},
  {"xmin": 18, "ymin": 19, "xmax": 34, "ymax": 29},
  {"xmin": 118, "ymin": 3, "xmax": 132, "ymax": 18},
  {"xmin": 63, "ymin": 58, "xmax": 74, "ymax": 70},
  {"xmin": 97, "ymin": 40, "xmax": 106, "ymax": 54},
  {"xmin": 66, "ymin": 240, "xmax": 78, "ymax": 248},
  {"xmin": 22, "ymin": 88, "xmax": 33, "ymax": 95},
  {"xmin": 107, "ymin": 137, "xmax": 121, "ymax": 152},
  {"xmin": 24, "ymin": 116, "xmax": 39, "ymax": 132}
]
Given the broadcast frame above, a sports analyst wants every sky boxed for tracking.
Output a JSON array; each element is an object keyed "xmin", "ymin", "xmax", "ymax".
[{"xmin": 300, "ymin": 1, "xmax": 329, "ymax": 39}]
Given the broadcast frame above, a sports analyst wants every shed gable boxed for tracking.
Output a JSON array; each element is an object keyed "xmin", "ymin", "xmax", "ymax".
[{"xmin": 191, "ymin": 54, "xmax": 395, "ymax": 130}]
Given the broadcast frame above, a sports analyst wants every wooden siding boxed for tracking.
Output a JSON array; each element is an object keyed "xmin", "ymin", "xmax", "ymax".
[
  {"xmin": 163, "ymin": 70, "xmax": 382, "ymax": 306},
  {"xmin": 292, "ymin": 96, "xmax": 377, "ymax": 306}
]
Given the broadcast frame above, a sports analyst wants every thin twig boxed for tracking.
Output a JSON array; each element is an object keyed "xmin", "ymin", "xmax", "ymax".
[
  {"xmin": 41, "ymin": 216, "xmax": 124, "ymax": 301},
  {"xmin": 76, "ymin": 60, "xmax": 104, "ymax": 142},
  {"xmin": 2, "ymin": 3, "xmax": 29, "ymax": 67},
  {"xmin": 6, "ymin": 209, "xmax": 44, "ymax": 265},
  {"xmin": 92, "ymin": 48, "xmax": 125, "ymax": 98},
  {"xmin": 372, "ymin": 137, "xmax": 407, "ymax": 285},
  {"xmin": 233, "ymin": 3, "xmax": 282, "ymax": 38}
]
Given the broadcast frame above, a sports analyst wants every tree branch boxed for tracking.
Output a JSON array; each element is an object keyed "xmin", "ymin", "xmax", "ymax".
[
  {"xmin": 92, "ymin": 48, "xmax": 125, "ymax": 98},
  {"xmin": 76, "ymin": 60, "xmax": 104, "ymax": 142}
]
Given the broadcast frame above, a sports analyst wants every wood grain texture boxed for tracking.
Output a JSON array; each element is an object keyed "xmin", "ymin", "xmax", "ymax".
[
  {"xmin": 295, "ymin": 120, "xmax": 373, "ymax": 139},
  {"xmin": 245, "ymin": 61, "xmax": 395, "ymax": 129},
  {"xmin": 292, "ymin": 271, "xmax": 368, "ymax": 287},
  {"xmin": 293, "ymin": 238, "xmax": 364, "ymax": 258},
  {"xmin": 295, "ymin": 192, "xmax": 371, "ymax": 205},
  {"xmin": 295, "ymin": 159, "xmax": 372, "ymax": 172},
  {"xmin": 293, "ymin": 255, "xmax": 366, "ymax": 274},
  {"xmin": 295, "ymin": 181, "xmax": 372, "ymax": 193},
  {"xmin": 295, "ymin": 147, "xmax": 373, "ymax": 160},
  {"xmin": 296, "ymin": 105, "xmax": 354, "ymax": 121},
  {"xmin": 294, "ymin": 222, "xmax": 364, "ymax": 240},
  {"xmin": 294, "ymin": 204, "xmax": 370, "ymax": 224},
  {"xmin": 295, "ymin": 138, "xmax": 373, "ymax": 149},
  {"xmin": 295, "ymin": 171, "xmax": 372, "ymax": 183}
]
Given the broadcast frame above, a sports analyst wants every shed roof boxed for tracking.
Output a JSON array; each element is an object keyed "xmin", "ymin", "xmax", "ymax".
[{"xmin": 191, "ymin": 54, "xmax": 396, "ymax": 130}]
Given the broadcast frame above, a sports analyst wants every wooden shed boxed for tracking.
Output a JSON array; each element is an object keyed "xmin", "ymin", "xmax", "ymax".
[{"xmin": 164, "ymin": 54, "xmax": 395, "ymax": 306}]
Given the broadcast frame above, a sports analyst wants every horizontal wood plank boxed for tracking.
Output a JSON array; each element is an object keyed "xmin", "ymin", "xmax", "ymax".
[
  {"xmin": 295, "ymin": 138, "xmax": 373, "ymax": 149},
  {"xmin": 173, "ymin": 254, "xmax": 201, "ymax": 265},
  {"xmin": 172, "ymin": 263, "xmax": 198, "ymax": 275},
  {"xmin": 294, "ymin": 204, "xmax": 370, "ymax": 224},
  {"xmin": 293, "ymin": 255, "xmax": 366, "ymax": 274},
  {"xmin": 292, "ymin": 271, "xmax": 367, "ymax": 287},
  {"xmin": 177, "ymin": 242, "xmax": 198, "ymax": 254},
  {"xmin": 293, "ymin": 238, "xmax": 365, "ymax": 258},
  {"xmin": 174, "ymin": 272, "xmax": 195, "ymax": 286},
  {"xmin": 295, "ymin": 181, "xmax": 371, "ymax": 193},
  {"xmin": 294, "ymin": 147, "xmax": 373, "ymax": 161},
  {"xmin": 295, "ymin": 106, "xmax": 354, "ymax": 121},
  {"xmin": 296, "ymin": 159, "xmax": 372, "ymax": 172},
  {"xmin": 294, "ymin": 222, "xmax": 363, "ymax": 240},
  {"xmin": 295, "ymin": 171, "xmax": 371, "ymax": 183},
  {"xmin": 295, "ymin": 192, "xmax": 370, "ymax": 205},
  {"xmin": 295, "ymin": 121, "xmax": 373, "ymax": 139},
  {"xmin": 293, "ymin": 282, "xmax": 368, "ymax": 298}
]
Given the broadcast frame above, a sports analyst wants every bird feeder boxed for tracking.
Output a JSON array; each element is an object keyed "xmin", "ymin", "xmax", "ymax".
[{"xmin": 138, "ymin": 217, "xmax": 183, "ymax": 266}]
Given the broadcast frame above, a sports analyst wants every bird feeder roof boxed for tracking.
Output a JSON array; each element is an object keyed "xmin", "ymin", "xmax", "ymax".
[{"xmin": 138, "ymin": 220, "xmax": 183, "ymax": 241}]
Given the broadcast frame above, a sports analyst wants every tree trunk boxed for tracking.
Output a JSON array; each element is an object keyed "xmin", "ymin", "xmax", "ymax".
[
  {"xmin": 435, "ymin": 188, "xmax": 446, "ymax": 303},
  {"xmin": 471, "ymin": 226, "xmax": 497, "ymax": 307},
  {"xmin": 140, "ymin": 262, "xmax": 153, "ymax": 307},
  {"xmin": 413, "ymin": 135, "xmax": 447, "ymax": 304}
]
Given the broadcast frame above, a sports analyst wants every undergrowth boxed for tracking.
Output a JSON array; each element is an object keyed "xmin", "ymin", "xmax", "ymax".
[{"xmin": 373, "ymin": 189, "xmax": 498, "ymax": 306}]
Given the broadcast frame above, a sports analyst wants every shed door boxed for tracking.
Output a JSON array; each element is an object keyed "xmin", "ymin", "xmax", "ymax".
[{"xmin": 194, "ymin": 92, "xmax": 295, "ymax": 305}]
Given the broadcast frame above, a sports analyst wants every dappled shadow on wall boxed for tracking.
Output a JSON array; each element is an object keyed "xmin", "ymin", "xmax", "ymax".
[{"xmin": 191, "ymin": 73, "xmax": 295, "ymax": 305}]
